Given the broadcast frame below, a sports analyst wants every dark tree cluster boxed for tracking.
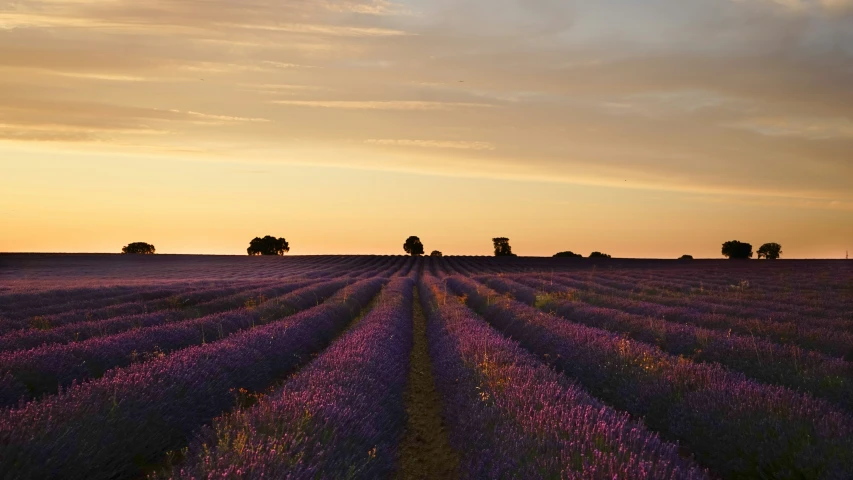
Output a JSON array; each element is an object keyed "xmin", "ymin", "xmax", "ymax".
[
  {"xmin": 589, "ymin": 252, "xmax": 611, "ymax": 259},
  {"xmin": 247, "ymin": 236, "xmax": 290, "ymax": 256},
  {"xmin": 493, "ymin": 238, "xmax": 517, "ymax": 257},
  {"xmin": 403, "ymin": 236, "xmax": 425, "ymax": 256},
  {"xmin": 679, "ymin": 255, "xmax": 694, "ymax": 260},
  {"xmin": 721, "ymin": 241, "xmax": 781, "ymax": 260},
  {"xmin": 722, "ymin": 240, "xmax": 753, "ymax": 259},
  {"xmin": 757, "ymin": 243, "xmax": 782, "ymax": 260},
  {"xmin": 121, "ymin": 242, "xmax": 155, "ymax": 255},
  {"xmin": 430, "ymin": 250, "xmax": 443, "ymax": 257},
  {"xmin": 554, "ymin": 251, "xmax": 583, "ymax": 258}
]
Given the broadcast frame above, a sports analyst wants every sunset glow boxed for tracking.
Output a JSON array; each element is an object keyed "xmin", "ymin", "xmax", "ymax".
[{"xmin": 1, "ymin": 0, "xmax": 851, "ymax": 257}]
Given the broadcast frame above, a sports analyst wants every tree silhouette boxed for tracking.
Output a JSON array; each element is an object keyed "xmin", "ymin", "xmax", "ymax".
[
  {"xmin": 589, "ymin": 251, "xmax": 611, "ymax": 259},
  {"xmin": 247, "ymin": 236, "xmax": 290, "ymax": 256},
  {"xmin": 722, "ymin": 240, "xmax": 753, "ymax": 259},
  {"xmin": 554, "ymin": 251, "xmax": 582, "ymax": 258},
  {"xmin": 679, "ymin": 254, "xmax": 694, "ymax": 260},
  {"xmin": 430, "ymin": 250, "xmax": 443, "ymax": 257},
  {"xmin": 121, "ymin": 242, "xmax": 155, "ymax": 255},
  {"xmin": 757, "ymin": 243, "xmax": 782, "ymax": 260},
  {"xmin": 403, "ymin": 236, "xmax": 424, "ymax": 256},
  {"xmin": 492, "ymin": 237, "xmax": 516, "ymax": 257}
]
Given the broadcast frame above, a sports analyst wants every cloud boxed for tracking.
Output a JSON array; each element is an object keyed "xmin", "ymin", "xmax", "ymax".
[
  {"xmin": 49, "ymin": 72, "xmax": 153, "ymax": 82},
  {"xmin": 260, "ymin": 62, "xmax": 316, "ymax": 69},
  {"xmin": 272, "ymin": 100, "xmax": 495, "ymax": 110},
  {"xmin": 219, "ymin": 23, "xmax": 409, "ymax": 37},
  {"xmin": 0, "ymin": 121, "xmax": 168, "ymax": 144},
  {"xmin": 170, "ymin": 110, "xmax": 271, "ymax": 123},
  {"xmin": 365, "ymin": 139, "xmax": 496, "ymax": 150},
  {"xmin": 740, "ymin": 0, "xmax": 853, "ymax": 13},
  {"xmin": 1, "ymin": 0, "xmax": 852, "ymax": 211},
  {"xmin": 317, "ymin": 0, "xmax": 412, "ymax": 16},
  {"xmin": 729, "ymin": 116, "xmax": 853, "ymax": 139}
]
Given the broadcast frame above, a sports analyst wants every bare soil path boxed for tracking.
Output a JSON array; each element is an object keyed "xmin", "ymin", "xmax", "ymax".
[{"xmin": 397, "ymin": 287, "xmax": 459, "ymax": 480}]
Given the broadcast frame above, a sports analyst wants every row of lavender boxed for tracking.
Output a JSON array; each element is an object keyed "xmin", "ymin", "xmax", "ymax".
[
  {"xmin": 6, "ymin": 256, "xmax": 846, "ymax": 320},
  {"xmin": 440, "ymin": 256, "xmax": 853, "ymax": 321},
  {"xmin": 0, "ymin": 277, "xmax": 386, "ymax": 479},
  {"xmin": 479, "ymin": 275, "xmax": 853, "ymax": 411},
  {"xmin": 159, "ymin": 272, "xmax": 714, "ymax": 479},
  {"xmin": 447, "ymin": 275, "xmax": 853, "ymax": 478},
  {"xmin": 0, "ymin": 255, "xmax": 404, "ymax": 298},
  {"xmin": 0, "ymin": 278, "xmax": 350, "ymax": 407},
  {"xmin": 0, "ymin": 281, "xmax": 302, "ymax": 353},
  {"xmin": 437, "ymin": 255, "xmax": 853, "ymax": 310},
  {"xmin": 1, "ymin": 257, "xmax": 849, "ymax": 478},
  {"xmin": 499, "ymin": 272, "xmax": 853, "ymax": 360},
  {"xmin": 0, "ymin": 256, "xmax": 414, "ymax": 408},
  {"xmin": 0, "ymin": 254, "xmax": 407, "ymax": 349},
  {"xmin": 159, "ymin": 276, "xmax": 417, "ymax": 478},
  {"xmin": 0, "ymin": 255, "xmax": 423, "ymax": 476},
  {"xmin": 2, "ymin": 262, "xmax": 703, "ymax": 479},
  {"xmin": 551, "ymin": 271, "xmax": 853, "ymax": 325},
  {"xmin": 0, "ymin": 255, "xmax": 408, "ymax": 319},
  {"xmin": 419, "ymin": 274, "xmax": 707, "ymax": 479}
]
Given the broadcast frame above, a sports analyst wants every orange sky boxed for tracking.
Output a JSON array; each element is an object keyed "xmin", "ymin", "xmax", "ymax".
[{"xmin": 1, "ymin": 0, "xmax": 851, "ymax": 257}]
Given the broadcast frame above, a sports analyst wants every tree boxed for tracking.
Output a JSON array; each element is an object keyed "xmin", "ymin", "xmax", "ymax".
[
  {"xmin": 757, "ymin": 243, "xmax": 782, "ymax": 260},
  {"xmin": 679, "ymin": 254, "xmax": 694, "ymax": 260},
  {"xmin": 403, "ymin": 236, "xmax": 424, "ymax": 256},
  {"xmin": 722, "ymin": 240, "xmax": 753, "ymax": 259},
  {"xmin": 430, "ymin": 250, "xmax": 443, "ymax": 257},
  {"xmin": 554, "ymin": 251, "xmax": 583, "ymax": 258},
  {"xmin": 247, "ymin": 236, "xmax": 290, "ymax": 256},
  {"xmin": 121, "ymin": 242, "xmax": 155, "ymax": 254},
  {"xmin": 589, "ymin": 251, "xmax": 611, "ymax": 259},
  {"xmin": 492, "ymin": 237, "xmax": 516, "ymax": 257}
]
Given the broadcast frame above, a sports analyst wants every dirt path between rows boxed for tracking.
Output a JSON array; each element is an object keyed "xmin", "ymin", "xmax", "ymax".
[{"xmin": 397, "ymin": 287, "xmax": 459, "ymax": 480}]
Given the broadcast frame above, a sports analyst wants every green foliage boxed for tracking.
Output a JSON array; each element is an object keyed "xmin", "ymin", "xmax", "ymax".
[
  {"xmin": 722, "ymin": 240, "xmax": 753, "ymax": 259},
  {"xmin": 121, "ymin": 242, "xmax": 155, "ymax": 255},
  {"xmin": 492, "ymin": 237, "xmax": 516, "ymax": 257},
  {"xmin": 403, "ymin": 236, "xmax": 425, "ymax": 256},
  {"xmin": 757, "ymin": 243, "xmax": 782, "ymax": 260},
  {"xmin": 247, "ymin": 236, "xmax": 290, "ymax": 256}
]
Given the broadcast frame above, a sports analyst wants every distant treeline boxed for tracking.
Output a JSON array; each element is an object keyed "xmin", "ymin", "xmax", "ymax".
[{"xmin": 120, "ymin": 238, "xmax": 785, "ymax": 259}]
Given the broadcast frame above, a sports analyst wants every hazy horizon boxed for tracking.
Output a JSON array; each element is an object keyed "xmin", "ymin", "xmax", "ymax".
[{"xmin": 1, "ymin": 0, "xmax": 851, "ymax": 258}]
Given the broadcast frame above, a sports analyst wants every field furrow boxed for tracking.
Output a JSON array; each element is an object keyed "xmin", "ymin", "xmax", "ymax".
[
  {"xmin": 481, "ymin": 275, "xmax": 853, "ymax": 411},
  {"xmin": 422, "ymin": 274, "xmax": 708, "ymax": 479},
  {"xmin": 2, "ymin": 255, "xmax": 851, "ymax": 479},
  {"xmin": 447, "ymin": 275, "xmax": 853, "ymax": 479},
  {"xmin": 0, "ymin": 278, "xmax": 385, "ymax": 480},
  {"xmin": 0, "ymin": 279, "xmax": 316, "ymax": 354},
  {"xmin": 0, "ymin": 279, "xmax": 351, "ymax": 406},
  {"xmin": 160, "ymin": 277, "xmax": 412, "ymax": 478}
]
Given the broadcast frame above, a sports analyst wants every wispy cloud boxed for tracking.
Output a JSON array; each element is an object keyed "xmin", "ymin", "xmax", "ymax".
[
  {"xmin": 272, "ymin": 101, "xmax": 494, "ymax": 110},
  {"xmin": 742, "ymin": 0, "xmax": 853, "ymax": 13},
  {"xmin": 729, "ymin": 116, "xmax": 853, "ymax": 139},
  {"xmin": 0, "ymin": 122, "xmax": 168, "ymax": 144},
  {"xmin": 170, "ymin": 110, "xmax": 271, "ymax": 123},
  {"xmin": 318, "ymin": 0, "xmax": 413, "ymax": 16},
  {"xmin": 221, "ymin": 23, "xmax": 409, "ymax": 37},
  {"xmin": 49, "ymin": 72, "xmax": 153, "ymax": 82},
  {"xmin": 1, "ymin": 0, "xmax": 851, "ymax": 211},
  {"xmin": 260, "ymin": 61, "xmax": 316, "ymax": 70},
  {"xmin": 365, "ymin": 139, "xmax": 496, "ymax": 150}
]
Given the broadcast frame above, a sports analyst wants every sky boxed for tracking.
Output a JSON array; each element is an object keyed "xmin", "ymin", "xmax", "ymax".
[{"xmin": 1, "ymin": 0, "xmax": 852, "ymax": 257}]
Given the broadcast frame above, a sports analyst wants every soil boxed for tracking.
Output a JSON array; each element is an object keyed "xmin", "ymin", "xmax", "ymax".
[{"xmin": 397, "ymin": 288, "xmax": 460, "ymax": 480}]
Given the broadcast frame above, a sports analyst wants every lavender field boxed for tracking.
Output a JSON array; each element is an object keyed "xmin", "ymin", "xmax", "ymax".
[{"xmin": 1, "ymin": 254, "xmax": 852, "ymax": 479}]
